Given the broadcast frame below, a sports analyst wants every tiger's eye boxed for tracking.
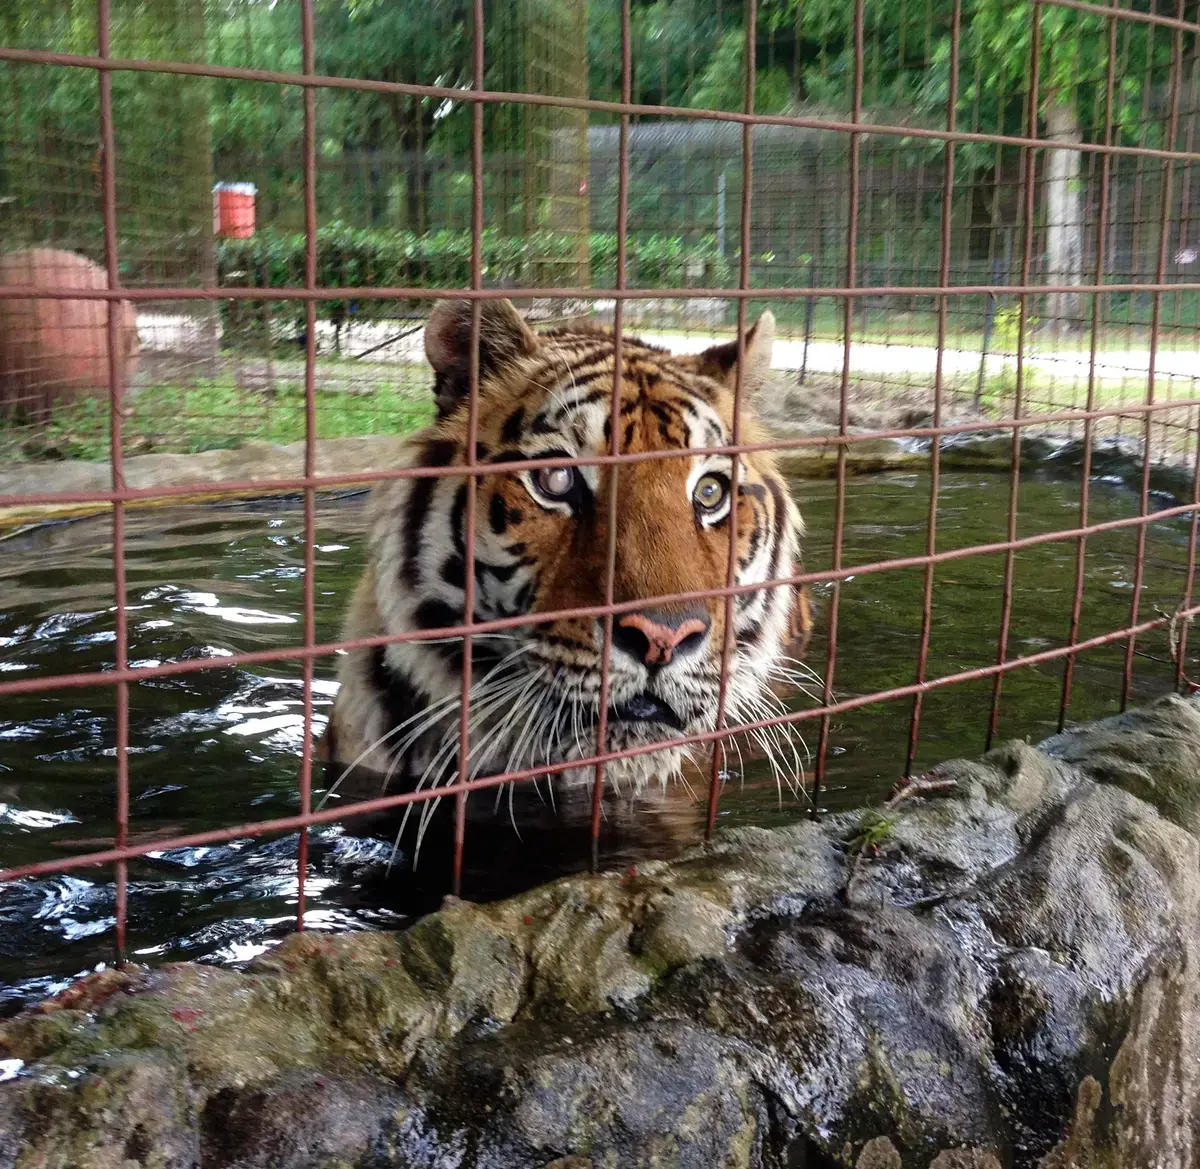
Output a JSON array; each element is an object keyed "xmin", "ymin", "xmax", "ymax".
[
  {"xmin": 693, "ymin": 473, "xmax": 728, "ymax": 511},
  {"xmin": 536, "ymin": 466, "xmax": 575, "ymax": 498}
]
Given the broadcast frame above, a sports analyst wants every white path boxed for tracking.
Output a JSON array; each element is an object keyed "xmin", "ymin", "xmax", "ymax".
[{"xmin": 137, "ymin": 313, "xmax": 1200, "ymax": 389}]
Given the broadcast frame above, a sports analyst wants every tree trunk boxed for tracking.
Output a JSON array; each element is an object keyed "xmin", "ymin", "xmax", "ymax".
[
  {"xmin": 415, "ymin": 101, "xmax": 427, "ymax": 234},
  {"xmin": 403, "ymin": 152, "xmax": 423, "ymax": 234},
  {"xmin": 1043, "ymin": 96, "xmax": 1084, "ymax": 334},
  {"xmin": 387, "ymin": 94, "xmax": 429, "ymax": 235}
]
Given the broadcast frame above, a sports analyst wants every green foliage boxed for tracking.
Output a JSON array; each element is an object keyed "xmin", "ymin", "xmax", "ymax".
[
  {"xmin": 688, "ymin": 29, "xmax": 796, "ymax": 114},
  {"xmin": 3, "ymin": 0, "xmax": 1178, "ymax": 316},
  {"xmin": 759, "ymin": 0, "xmax": 1173, "ymax": 163},
  {"xmin": 208, "ymin": 1, "xmax": 305, "ymax": 160},
  {"xmin": 588, "ymin": 1, "xmax": 743, "ymax": 108},
  {"xmin": 847, "ymin": 809, "xmax": 895, "ymax": 854},
  {"xmin": 990, "ymin": 304, "xmax": 1037, "ymax": 350},
  {"xmin": 1, "ymin": 1, "xmax": 211, "ymax": 266},
  {"xmin": 215, "ymin": 224, "xmax": 733, "ymax": 333}
]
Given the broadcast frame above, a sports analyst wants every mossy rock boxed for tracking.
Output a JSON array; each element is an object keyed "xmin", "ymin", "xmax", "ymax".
[{"xmin": 5, "ymin": 695, "xmax": 1200, "ymax": 1166}]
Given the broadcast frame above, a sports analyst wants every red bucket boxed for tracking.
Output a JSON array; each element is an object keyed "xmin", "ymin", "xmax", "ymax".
[{"xmin": 213, "ymin": 182, "xmax": 257, "ymax": 239}]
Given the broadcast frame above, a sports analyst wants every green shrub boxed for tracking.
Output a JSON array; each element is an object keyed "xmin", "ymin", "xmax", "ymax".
[
  {"xmin": 215, "ymin": 224, "xmax": 733, "ymax": 344},
  {"xmin": 990, "ymin": 304, "xmax": 1038, "ymax": 351}
]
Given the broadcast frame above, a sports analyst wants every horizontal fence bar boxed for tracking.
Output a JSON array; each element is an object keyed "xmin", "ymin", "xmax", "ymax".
[
  {"xmin": 2, "ymin": 496, "xmax": 1197, "ymax": 700},
  {"xmin": 5, "ymin": 282, "xmax": 1200, "ymax": 303},
  {"xmin": 3, "ymin": 601, "xmax": 1193, "ymax": 887},
  {"xmin": 1043, "ymin": 0, "xmax": 1200, "ymax": 34},
  {"xmin": 0, "ymin": 47, "xmax": 1196, "ymax": 164},
  {"xmin": 3, "ymin": 397, "xmax": 1197, "ymax": 513}
]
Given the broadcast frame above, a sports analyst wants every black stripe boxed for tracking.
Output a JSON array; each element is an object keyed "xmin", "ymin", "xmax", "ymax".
[
  {"xmin": 450, "ymin": 483, "xmax": 467, "ymax": 555},
  {"xmin": 662, "ymin": 372, "xmax": 717, "ymax": 404},
  {"xmin": 370, "ymin": 647, "xmax": 427, "ymax": 734},
  {"xmin": 763, "ymin": 479, "xmax": 788, "ymax": 587},
  {"xmin": 743, "ymin": 505, "xmax": 764, "ymax": 567},
  {"xmin": 413, "ymin": 598, "xmax": 466, "ymax": 671},
  {"xmin": 402, "ymin": 439, "xmax": 457, "ymax": 588},
  {"xmin": 500, "ymin": 407, "xmax": 526, "ymax": 444},
  {"xmin": 540, "ymin": 327, "xmax": 669, "ymax": 356},
  {"xmin": 476, "ymin": 559, "xmax": 521, "ymax": 584},
  {"xmin": 511, "ymin": 580, "xmax": 536, "ymax": 613},
  {"xmin": 488, "ymin": 450, "xmax": 530, "ymax": 466},
  {"xmin": 489, "ymin": 492, "xmax": 508, "ymax": 535},
  {"xmin": 650, "ymin": 400, "xmax": 695, "ymax": 446},
  {"xmin": 530, "ymin": 345, "xmax": 619, "ymax": 378},
  {"xmin": 548, "ymin": 386, "xmax": 610, "ymax": 419},
  {"xmin": 413, "ymin": 597, "xmax": 464, "ymax": 631}
]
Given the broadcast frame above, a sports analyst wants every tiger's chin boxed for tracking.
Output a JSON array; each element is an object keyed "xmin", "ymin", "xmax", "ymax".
[
  {"xmin": 547, "ymin": 745, "xmax": 694, "ymax": 796},
  {"xmin": 541, "ymin": 704, "xmax": 710, "ymax": 794}
]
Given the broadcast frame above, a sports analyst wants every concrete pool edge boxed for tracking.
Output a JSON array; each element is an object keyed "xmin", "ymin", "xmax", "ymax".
[
  {"xmin": 0, "ymin": 435, "xmax": 414, "ymax": 531},
  {"xmin": 1, "ymin": 427, "xmax": 1192, "ymax": 533}
]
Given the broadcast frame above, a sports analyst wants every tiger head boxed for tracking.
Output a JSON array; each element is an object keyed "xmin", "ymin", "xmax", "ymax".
[{"xmin": 321, "ymin": 298, "xmax": 811, "ymax": 798}]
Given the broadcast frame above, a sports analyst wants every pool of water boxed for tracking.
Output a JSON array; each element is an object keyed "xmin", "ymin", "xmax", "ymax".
[{"xmin": 0, "ymin": 470, "xmax": 1192, "ymax": 1013}]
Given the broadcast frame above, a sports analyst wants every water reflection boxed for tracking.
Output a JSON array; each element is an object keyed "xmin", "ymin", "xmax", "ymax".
[{"xmin": 0, "ymin": 473, "xmax": 1191, "ymax": 1014}]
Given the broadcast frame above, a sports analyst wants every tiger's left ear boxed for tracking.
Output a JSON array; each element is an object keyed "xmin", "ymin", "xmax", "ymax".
[
  {"xmin": 425, "ymin": 298, "xmax": 541, "ymax": 419},
  {"xmin": 677, "ymin": 310, "xmax": 775, "ymax": 401}
]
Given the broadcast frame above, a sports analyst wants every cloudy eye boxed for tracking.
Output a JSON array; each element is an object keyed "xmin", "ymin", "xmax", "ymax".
[
  {"xmin": 693, "ymin": 472, "xmax": 729, "ymax": 513},
  {"xmin": 536, "ymin": 466, "xmax": 576, "ymax": 499}
]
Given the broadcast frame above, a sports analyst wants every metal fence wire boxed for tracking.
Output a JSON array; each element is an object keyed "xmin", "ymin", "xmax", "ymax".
[{"xmin": 3, "ymin": 0, "xmax": 1200, "ymax": 973}]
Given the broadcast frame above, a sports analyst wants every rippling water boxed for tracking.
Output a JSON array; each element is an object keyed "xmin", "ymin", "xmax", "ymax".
[{"xmin": 0, "ymin": 471, "xmax": 1190, "ymax": 1013}]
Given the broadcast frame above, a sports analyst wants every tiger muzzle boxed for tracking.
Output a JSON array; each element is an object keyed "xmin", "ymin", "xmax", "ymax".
[{"xmin": 613, "ymin": 607, "xmax": 711, "ymax": 667}]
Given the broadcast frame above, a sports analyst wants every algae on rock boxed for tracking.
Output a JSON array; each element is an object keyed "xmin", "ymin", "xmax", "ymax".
[{"xmin": 5, "ymin": 695, "xmax": 1200, "ymax": 1167}]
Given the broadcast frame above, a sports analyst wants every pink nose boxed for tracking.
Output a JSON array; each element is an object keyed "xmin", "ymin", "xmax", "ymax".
[{"xmin": 615, "ymin": 610, "xmax": 710, "ymax": 666}]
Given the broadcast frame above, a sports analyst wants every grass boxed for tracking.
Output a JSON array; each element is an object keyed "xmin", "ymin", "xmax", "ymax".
[
  {"xmin": 964, "ymin": 363, "xmax": 1200, "ymax": 464},
  {"xmin": 676, "ymin": 295, "xmax": 1200, "ymax": 355},
  {"xmin": 1, "ymin": 377, "xmax": 435, "ymax": 464},
  {"xmin": 4, "ymin": 330, "xmax": 1198, "ymax": 468}
]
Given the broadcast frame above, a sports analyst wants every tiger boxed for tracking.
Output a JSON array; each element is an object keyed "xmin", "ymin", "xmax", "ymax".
[{"xmin": 317, "ymin": 297, "xmax": 814, "ymax": 815}]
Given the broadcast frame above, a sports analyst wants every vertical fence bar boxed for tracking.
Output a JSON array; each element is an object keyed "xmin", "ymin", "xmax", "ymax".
[
  {"xmin": 986, "ymin": 1, "xmax": 1043, "ymax": 751},
  {"xmin": 1177, "ymin": 36, "xmax": 1200, "ymax": 690},
  {"xmin": 590, "ymin": 0, "xmax": 632, "ymax": 857},
  {"xmin": 452, "ymin": 0, "xmax": 487, "ymax": 896},
  {"xmin": 96, "ymin": 0, "xmax": 129, "ymax": 964},
  {"xmin": 1059, "ymin": 3, "xmax": 1119, "ymax": 730},
  {"xmin": 904, "ymin": 0, "xmax": 961, "ymax": 776},
  {"xmin": 705, "ymin": 0, "xmax": 758, "ymax": 838},
  {"xmin": 1122, "ymin": 0, "xmax": 1185, "ymax": 710},
  {"xmin": 1178, "ymin": 420, "xmax": 1200, "ymax": 688},
  {"xmin": 295, "ymin": 0, "xmax": 318, "ymax": 930},
  {"xmin": 1173, "ymin": 53, "xmax": 1200, "ymax": 337},
  {"xmin": 1123, "ymin": 12, "xmax": 1150, "ymax": 362},
  {"xmin": 812, "ymin": 0, "xmax": 865, "ymax": 812}
]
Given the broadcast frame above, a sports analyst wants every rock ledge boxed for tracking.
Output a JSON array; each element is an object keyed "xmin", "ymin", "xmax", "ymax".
[{"xmin": 5, "ymin": 694, "xmax": 1200, "ymax": 1167}]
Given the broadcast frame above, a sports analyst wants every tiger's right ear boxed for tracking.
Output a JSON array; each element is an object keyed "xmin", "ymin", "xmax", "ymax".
[{"xmin": 424, "ymin": 299, "xmax": 540, "ymax": 419}]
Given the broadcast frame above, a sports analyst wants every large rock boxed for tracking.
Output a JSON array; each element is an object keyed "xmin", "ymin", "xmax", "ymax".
[
  {"xmin": 0, "ymin": 248, "xmax": 139, "ymax": 420},
  {"xmin": 5, "ymin": 694, "xmax": 1200, "ymax": 1167}
]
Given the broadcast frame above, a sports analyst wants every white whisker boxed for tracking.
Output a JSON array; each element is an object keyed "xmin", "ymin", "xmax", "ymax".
[{"xmin": 395, "ymin": 664, "xmax": 549, "ymax": 870}]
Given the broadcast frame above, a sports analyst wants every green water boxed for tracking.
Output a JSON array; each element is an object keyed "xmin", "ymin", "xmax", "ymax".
[{"xmin": 0, "ymin": 470, "xmax": 1191, "ymax": 1013}]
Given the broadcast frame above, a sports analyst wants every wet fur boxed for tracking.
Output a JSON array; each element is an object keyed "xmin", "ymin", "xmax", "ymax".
[{"xmin": 318, "ymin": 300, "xmax": 814, "ymax": 820}]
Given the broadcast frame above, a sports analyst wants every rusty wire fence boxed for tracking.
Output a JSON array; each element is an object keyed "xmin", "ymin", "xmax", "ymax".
[{"xmin": 2, "ymin": 0, "xmax": 1200, "ymax": 992}]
